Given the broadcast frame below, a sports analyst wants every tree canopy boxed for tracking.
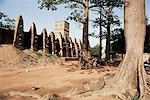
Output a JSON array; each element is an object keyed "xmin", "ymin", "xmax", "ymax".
[{"xmin": 0, "ymin": 11, "xmax": 15, "ymax": 30}]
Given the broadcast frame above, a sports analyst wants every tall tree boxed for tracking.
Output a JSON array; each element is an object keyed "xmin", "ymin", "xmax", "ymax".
[
  {"xmin": 0, "ymin": 11, "xmax": 15, "ymax": 30},
  {"xmin": 100, "ymin": 0, "xmax": 147, "ymax": 99},
  {"xmin": 37, "ymin": 0, "xmax": 123, "ymax": 57},
  {"xmin": 38, "ymin": 0, "xmax": 94, "ymax": 54},
  {"xmin": 90, "ymin": 0, "xmax": 123, "ymax": 61},
  {"xmin": 111, "ymin": 28, "xmax": 125, "ymax": 58}
]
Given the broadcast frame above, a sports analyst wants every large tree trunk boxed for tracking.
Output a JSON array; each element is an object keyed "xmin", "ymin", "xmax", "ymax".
[
  {"xmin": 64, "ymin": 0, "xmax": 148, "ymax": 99},
  {"xmin": 82, "ymin": 0, "xmax": 89, "ymax": 54},
  {"xmin": 99, "ymin": 0, "xmax": 147, "ymax": 99},
  {"xmin": 98, "ymin": 11, "xmax": 102, "ymax": 61},
  {"xmin": 105, "ymin": 23, "xmax": 111, "ymax": 61}
]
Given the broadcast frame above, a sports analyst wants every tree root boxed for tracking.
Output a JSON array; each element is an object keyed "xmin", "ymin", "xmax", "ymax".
[
  {"xmin": 63, "ymin": 53, "xmax": 148, "ymax": 100},
  {"xmin": 5, "ymin": 91, "xmax": 61, "ymax": 100},
  {"xmin": 64, "ymin": 77, "xmax": 105, "ymax": 97}
]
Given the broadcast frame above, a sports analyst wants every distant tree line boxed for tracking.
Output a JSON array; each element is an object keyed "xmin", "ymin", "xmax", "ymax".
[{"xmin": 90, "ymin": 23, "xmax": 150, "ymax": 57}]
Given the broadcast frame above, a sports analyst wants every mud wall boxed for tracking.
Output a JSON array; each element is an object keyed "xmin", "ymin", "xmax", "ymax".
[
  {"xmin": 0, "ymin": 15, "xmax": 83, "ymax": 57},
  {"xmin": 0, "ymin": 28, "xmax": 14, "ymax": 45}
]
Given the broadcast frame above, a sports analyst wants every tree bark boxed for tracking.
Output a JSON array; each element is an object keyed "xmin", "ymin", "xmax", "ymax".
[
  {"xmin": 99, "ymin": 0, "xmax": 147, "ymax": 99},
  {"xmin": 105, "ymin": 23, "xmax": 111, "ymax": 61},
  {"xmin": 64, "ymin": 0, "xmax": 148, "ymax": 99},
  {"xmin": 98, "ymin": 10, "xmax": 102, "ymax": 61},
  {"xmin": 82, "ymin": 0, "xmax": 89, "ymax": 53}
]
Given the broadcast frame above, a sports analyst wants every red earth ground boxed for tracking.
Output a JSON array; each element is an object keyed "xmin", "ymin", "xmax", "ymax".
[{"xmin": 0, "ymin": 45, "xmax": 149, "ymax": 100}]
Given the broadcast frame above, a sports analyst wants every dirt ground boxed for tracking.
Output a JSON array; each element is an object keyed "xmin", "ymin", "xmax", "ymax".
[
  {"xmin": 0, "ymin": 45, "xmax": 149, "ymax": 100},
  {"xmin": 0, "ymin": 60, "xmax": 118, "ymax": 100}
]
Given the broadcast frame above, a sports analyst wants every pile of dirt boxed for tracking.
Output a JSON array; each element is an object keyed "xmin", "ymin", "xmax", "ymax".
[{"xmin": 0, "ymin": 45, "xmax": 39, "ymax": 70}]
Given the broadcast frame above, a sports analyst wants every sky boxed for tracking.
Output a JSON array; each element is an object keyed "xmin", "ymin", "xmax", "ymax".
[{"xmin": 0, "ymin": 0, "xmax": 150, "ymax": 48}]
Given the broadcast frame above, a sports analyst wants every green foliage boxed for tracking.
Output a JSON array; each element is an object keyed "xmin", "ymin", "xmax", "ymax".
[
  {"xmin": 38, "ymin": 0, "xmax": 85, "ymax": 23},
  {"xmin": 36, "ymin": 52, "xmax": 43, "ymax": 58},
  {"xmin": 144, "ymin": 24, "xmax": 150, "ymax": 53},
  {"xmin": 110, "ymin": 25, "xmax": 150, "ymax": 54},
  {"xmin": 144, "ymin": 44, "xmax": 150, "ymax": 53},
  {"xmin": 122, "ymin": 91, "xmax": 139, "ymax": 100},
  {"xmin": 38, "ymin": 0, "xmax": 124, "ymax": 24},
  {"xmin": 35, "ymin": 51, "xmax": 63, "ymax": 64},
  {"xmin": 90, "ymin": 44, "xmax": 99, "ymax": 55},
  {"xmin": 46, "ymin": 53, "xmax": 53, "ymax": 58},
  {"xmin": 131, "ymin": 96, "xmax": 138, "ymax": 100},
  {"xmin": 66, "ymin": 9, "xmax": 84, "ymax": 23},
  {"xmin": 90, "ymin": 0, "xmax": 123, "ymax": 39},
  {"xmin": 45, "ymin": 53, "xmax": 63, "ymax": 64},
  {"xmin": 131, "ymin": 92, "xmax": 139, "ymax": 100},
  {"xmin": 38, "ymin": 0, "xmax": 63, "ymax": 10},
  {"xmin": 93, "ymin": 0, "xmax": 124, "ymax": 7},
  {"xmin": 110, "ymin": 24, "xmax": 150, "ymax": 54},
  {"xmin": 0, "ymin": 11, "xmax": 15, "ymax": 29},
  {"xmin": 88, "ymin": 31, "xmax": 106, "ymax": 39},
  {"xmin": 45, "ymin": 53, "xmax": 54, "ymax": 62},
  {"xmin": 110, "ymin": 28, "xmax": 125, "ymax": 54},
  {"xmin": 45, "ymin": 53, "xmax": 55, "ymax": 61}
]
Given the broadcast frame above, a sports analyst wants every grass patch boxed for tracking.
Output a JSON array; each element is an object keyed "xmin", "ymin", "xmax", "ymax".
[{"xmin": 36, "ymin": 52, "xmax": 43, "ymax": 58}]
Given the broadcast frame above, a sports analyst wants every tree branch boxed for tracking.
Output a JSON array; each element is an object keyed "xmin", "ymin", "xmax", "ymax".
[
  {"xmin": 65, "ymin": 0, "xmax": 86, "ymax": 7},
  {"xmin": 88, "ymin": 5, "xmax": 99, "ymax": 9}
]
